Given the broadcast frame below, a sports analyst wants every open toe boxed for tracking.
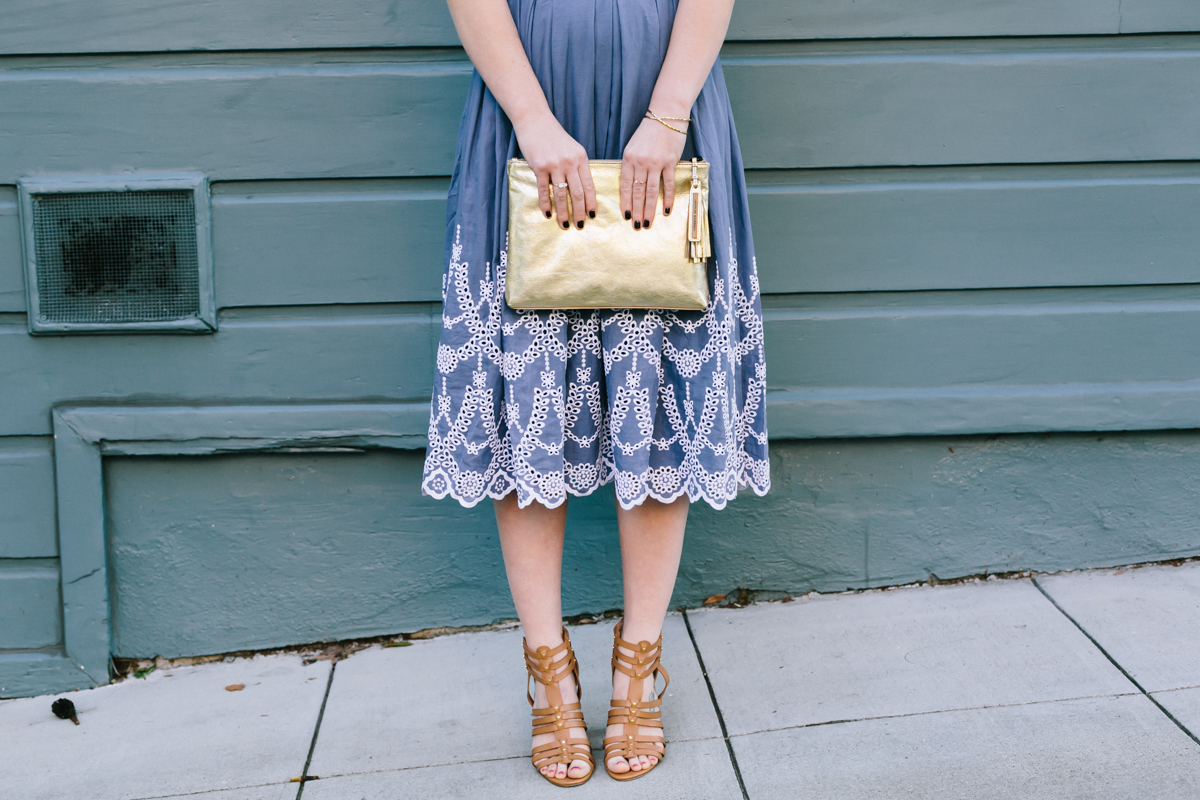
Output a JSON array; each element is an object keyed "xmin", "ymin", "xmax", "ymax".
[
  {"xmin": 602, "ymin": 620, "xmax": 670, "ymax": 781},
  {"xmin": 525, "ymin": 628, "xmax": 595, "ymax": 787}
]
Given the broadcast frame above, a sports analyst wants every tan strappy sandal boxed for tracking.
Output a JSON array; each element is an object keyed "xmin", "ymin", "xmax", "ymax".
[
  {"xmin": 523, "ymin": 627, "xmax": 595, "ymax": 787},
  {"xmin": 603, "ymin": 619, "xmax": 670, "ymax": 781}
]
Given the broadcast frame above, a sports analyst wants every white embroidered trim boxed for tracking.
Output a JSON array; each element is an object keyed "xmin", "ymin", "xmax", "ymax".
[
  {"xmin": 421, "ymin": 459, "xmax": 770, "ymax": 511},
  {"xmin": 423, "ymin": 221, "xmax": 770, "ymax": 512}
]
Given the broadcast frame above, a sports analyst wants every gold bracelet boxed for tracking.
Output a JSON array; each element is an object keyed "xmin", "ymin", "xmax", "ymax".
[{"xmin": 645, "ymin": 108, "xmax": 690, "ymax": 135}]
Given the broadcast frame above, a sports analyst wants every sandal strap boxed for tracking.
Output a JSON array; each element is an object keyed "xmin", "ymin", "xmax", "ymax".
[
  {"xmin": 611, "ymin": 622, "xmax": 671, "ymax": 692},
  {"xmin": 605, "ymin": 619, "xmax": 669, "ymax": 766},
  {"xmin": 524, "ymin": 627, "xmax": 594, "ymax": 777},
  {"xmin": 532, "ymin": 705, "xmax": 588, "ymax": 736},
  {"xmin": 524, "ymin": 628, "xmax": 583, "ymax": 707},
  {"xmin": 604, "ymin": 735, "xmax": 665, "ymax": 760}
]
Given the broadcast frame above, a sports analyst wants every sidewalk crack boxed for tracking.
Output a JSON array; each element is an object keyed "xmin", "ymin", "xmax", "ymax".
[
  {"xmin": 295, "ymin": 660, "xmax": 338, "ymax": 799},
  {"xmin": 682, "ymin": 609, "xmax": 751, "ymax": 800},
  {"xmin": 1032, "ymin": 576, "xmax": 1200, "ymax": 748}
]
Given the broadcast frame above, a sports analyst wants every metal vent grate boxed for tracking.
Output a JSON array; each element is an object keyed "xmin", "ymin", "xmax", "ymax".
[
  {"xmin": 19, "ymin": 175, "xmax": 215, "ymax": 334},
  {"xmin": 31, "ymin": 190, "xmax": 200, "ymax": 325}
]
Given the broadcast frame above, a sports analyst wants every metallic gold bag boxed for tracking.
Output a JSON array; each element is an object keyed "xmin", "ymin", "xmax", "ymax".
[{"xmin": 505, "ymin": 157, "xmax": 711, "ymax": 311}]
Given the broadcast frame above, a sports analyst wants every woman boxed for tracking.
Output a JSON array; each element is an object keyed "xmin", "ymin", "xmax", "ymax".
[{"xmin": 422, "ymin": 0, "xmax": 769, "ymax": 786}]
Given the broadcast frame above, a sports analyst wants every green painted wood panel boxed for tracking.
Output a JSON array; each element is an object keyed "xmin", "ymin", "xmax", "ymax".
[
  {"xmin": 211, "ymin": 180, "xmax": 447, "ymax": 308},
  {"xmin": 2, "ymin": 38, "xmax": 1200, "ymax": 182},
  {"xmin": 0, "ymin": 57, "xmax": 470, "ymax": 183},
  {"xmin": 762, "ymin": 286, "xmax": 1200, "ymax": 390},
  {"xmin": 732, "ymin": 0, "xmax": 1198, "ymax": 38},
  {"xmin": 762, "ymin": 430, "xmax": 1200, "ymax": 589},
  {"xmin": 722, "ymin": 37, "xmax": 1200, "ymax": 169},
  {"xmin": 730, "ymin": 0, "xmax": 1119, "ymax": 40},
  {"xmin": 1121, "ymin": 1, "xmax": 1200, "ymax": 33},
  {"xmin": 0, "ymin": 188, "xmax": 20, "ymax": 313},
  {"xmin": 749, "ymin": 164, "xmax": 1200, "ymax": 294},
  {"xmin": 0, "ymin": 308, "xmax": 438, "ymax": 437},
  {"xmin": 0, "ymin": 438, "xmax": 57, "ymax": 558},
  {"xmin": 2, "ymin": 1, "xmax": 1197, "ymax": 55},
  {"xmin": 102, "ymin": 430, "xmax": 1200, "ymax": 658},
  {"xmin": 103, "ymin": 451, "xmax": 610, "ymax": 656},
  {"xmin": 0, "ymin": 1, "xmax": 458, "ymax": 54},
  {"xmin": 0, "ymin": 559, "xmax": 61, "ymax": 649}
]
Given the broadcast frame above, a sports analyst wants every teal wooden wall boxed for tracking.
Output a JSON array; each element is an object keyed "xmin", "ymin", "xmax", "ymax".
[{"xmin": 3, "ymin": 1, "xmax": 1200, "ymax": 696}]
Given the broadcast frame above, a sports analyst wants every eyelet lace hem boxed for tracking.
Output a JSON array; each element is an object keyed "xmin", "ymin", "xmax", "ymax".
[{"xmin": 421, "ymin": 456, "xmax": 769, "ymax": 512}]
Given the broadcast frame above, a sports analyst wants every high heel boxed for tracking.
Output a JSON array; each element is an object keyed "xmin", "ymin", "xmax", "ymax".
[
  {"xmin": 603, "ymin": 619, "xmax": 669, "ymax": 781},
  {"xmin": 523, "ymin": 627, "xmax": 595, "ymax": 787}
]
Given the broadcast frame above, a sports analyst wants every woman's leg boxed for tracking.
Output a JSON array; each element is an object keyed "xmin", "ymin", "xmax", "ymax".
[
  {"xmin": 606, "ymin": 495, "xmax": 689, "ymax": 774},
  {"xmin": 494, "ymin": 493, "xmax": 590, "ymax": 780}
]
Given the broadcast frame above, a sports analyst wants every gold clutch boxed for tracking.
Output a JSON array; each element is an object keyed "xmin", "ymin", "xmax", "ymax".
[{"xmin": 505, "ymin": 157, "xmax": 711, "ymax": 311}]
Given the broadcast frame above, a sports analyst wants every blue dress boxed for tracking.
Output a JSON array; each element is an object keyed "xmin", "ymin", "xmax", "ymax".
[{"xmin": 422, "ymin": 0, "xmax": 769, "ymax": 511}]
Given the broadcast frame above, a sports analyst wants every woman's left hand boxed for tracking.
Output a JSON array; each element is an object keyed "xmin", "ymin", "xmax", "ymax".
[{"xmin": 621, "ymin": 114, "xmax": 689, "ymax": 230}]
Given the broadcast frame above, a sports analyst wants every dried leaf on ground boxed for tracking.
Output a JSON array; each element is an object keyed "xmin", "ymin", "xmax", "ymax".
[
  {"xmin": 225, "ymin": 683, "xmax": 245, "ymax": 692},
  {"xmin": 703, "ymin": 594, "xmax": 727, "ymax": 605}
]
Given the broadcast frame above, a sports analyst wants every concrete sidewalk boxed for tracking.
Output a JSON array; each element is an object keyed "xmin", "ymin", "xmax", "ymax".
[{"xmin": 7, "ymin": 561, "xmax": 1200, "ymax": 799}]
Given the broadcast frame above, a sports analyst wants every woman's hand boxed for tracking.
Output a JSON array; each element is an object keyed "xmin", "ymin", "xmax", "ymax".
[
  {"xmin": 621, "ymin": 114, "xmax": 689, "ymax": 230},
  {"xmin": 514, "ymin": 113, "xmax": 597, "ymax": 230}
]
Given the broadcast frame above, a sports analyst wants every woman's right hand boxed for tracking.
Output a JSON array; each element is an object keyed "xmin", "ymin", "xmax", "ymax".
[{"xmin": 514, "ymin": 114, "xmax": 597, "ymax": 230}]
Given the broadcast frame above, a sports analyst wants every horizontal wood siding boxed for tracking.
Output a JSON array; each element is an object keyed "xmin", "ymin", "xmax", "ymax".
[
  {"xmin": 0, "ymin": 58, "xmax": 470, "ymax": 183},
  {"xmin": 0, "ymin": 39, "xmax": 1199, "ymax": 182},
  {"xmin": 0, "ymin": 310, "xmax": 438, "ymax": 436},
  {"xmin": 1, "ymin": 1, "xmax": 1197, "ymax": 55},
  {"xmin": 5, "ymin": 166, "xmax": 1200, "ymax": 312},
  {"xmin": 3, "ymin": 0, "xmax": 1200, "ymax": 684},
  {"xmin": 210, "ymin": 180, "xmax": 447, "ymax": 308},
  {"xmin": 749, "ymin": 164, "xmax": 1200, "ymax": 293},
  {"xmin": 722, "ymin": 38, "xmax": 1200, "ymax": 169}
]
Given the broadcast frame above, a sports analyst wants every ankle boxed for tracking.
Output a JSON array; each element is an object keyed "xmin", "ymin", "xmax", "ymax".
[
  {"xmin": 616, "ymin": 620, "xmax": 661, "ymax": 645},
  {"xmin": 523, "ymin": 629, "xmax": 565, "ymax": 651}
]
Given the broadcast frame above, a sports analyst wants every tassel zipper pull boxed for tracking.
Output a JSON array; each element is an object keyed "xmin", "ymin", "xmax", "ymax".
[
  {"xmin": 691, "ymin": 158, "xmax": 705, "ymax": 262},
  {"xmin": 687, "ymin": 157, "xmax": 709, "ymax": 262}
]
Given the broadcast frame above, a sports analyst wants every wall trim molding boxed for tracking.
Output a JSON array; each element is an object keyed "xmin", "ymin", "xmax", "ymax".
[
  {"xmin": 20, "ymin": 384, "xmax": 1198, "ymax": 694},
  {"xmin": 46, "ymin": 401, "xmax": 429, "ymax": 688},
  {"xmin": 766, "ymin": 380, "xmax": 1200, "ymax": 439}
]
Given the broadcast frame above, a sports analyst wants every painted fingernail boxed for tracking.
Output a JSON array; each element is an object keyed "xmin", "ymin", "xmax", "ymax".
[
  {"xmin": 576, "ymin": 220, "xmax": 583, "ymax": 229},
  {"xmin": 664, "ymin": 207, "xmax": 671, "ymax": 215},
  {"xmin": 633, "ymin": 220, "xmax": 641, "ymax": 230},
  {"xmin": 545, "ymin": 210, "xmax": 552, "ymax": 218},
  {"xmin": 589, "ymin": 210, "xmax": 595, "ymax": 218},
  {"xmin": 643, "ymin": 219, "xmax": 649, "ymax": 227},
  {"xmin": 562, "ymin": 221, "xmax": 569, "ymax": 229},
  {"xmin": 624, "ymin": 211, "xmax": 631, "ymax": 220}
]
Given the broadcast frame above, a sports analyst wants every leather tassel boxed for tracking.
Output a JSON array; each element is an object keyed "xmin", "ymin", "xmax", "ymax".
[{"xmin": 688, "ymin": 159, "xmax": 706, "ymax": 262}]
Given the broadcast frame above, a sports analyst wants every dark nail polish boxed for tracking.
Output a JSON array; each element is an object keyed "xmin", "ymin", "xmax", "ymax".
[
  {"xmin": 624, "ymin": 211, "xmax": 631, "ymax": 220},
  {"xmin": 633, "ymin": 220, "xmax": 641, "ymax": 230},
  {"xmin": 589, "ymin": 210, "xmax": 595, "ymax": 218},
  {"xmin": 562, "ymin": 221, "xmax": 569, "ymax": 229},
  {"xmin": 576, "ymin": 220, "xmax": 584, "ymax": 229},
  {"xmin": 664, "ymin": 207, "xmax": 671, "ymax": 215},
  {"xmin": 643, "ymin": 219, "xmax": 650, "ymax": 227},
  {"xmin": 545, "ymin": 210, "xmax": 552, "ymax": 218}
]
